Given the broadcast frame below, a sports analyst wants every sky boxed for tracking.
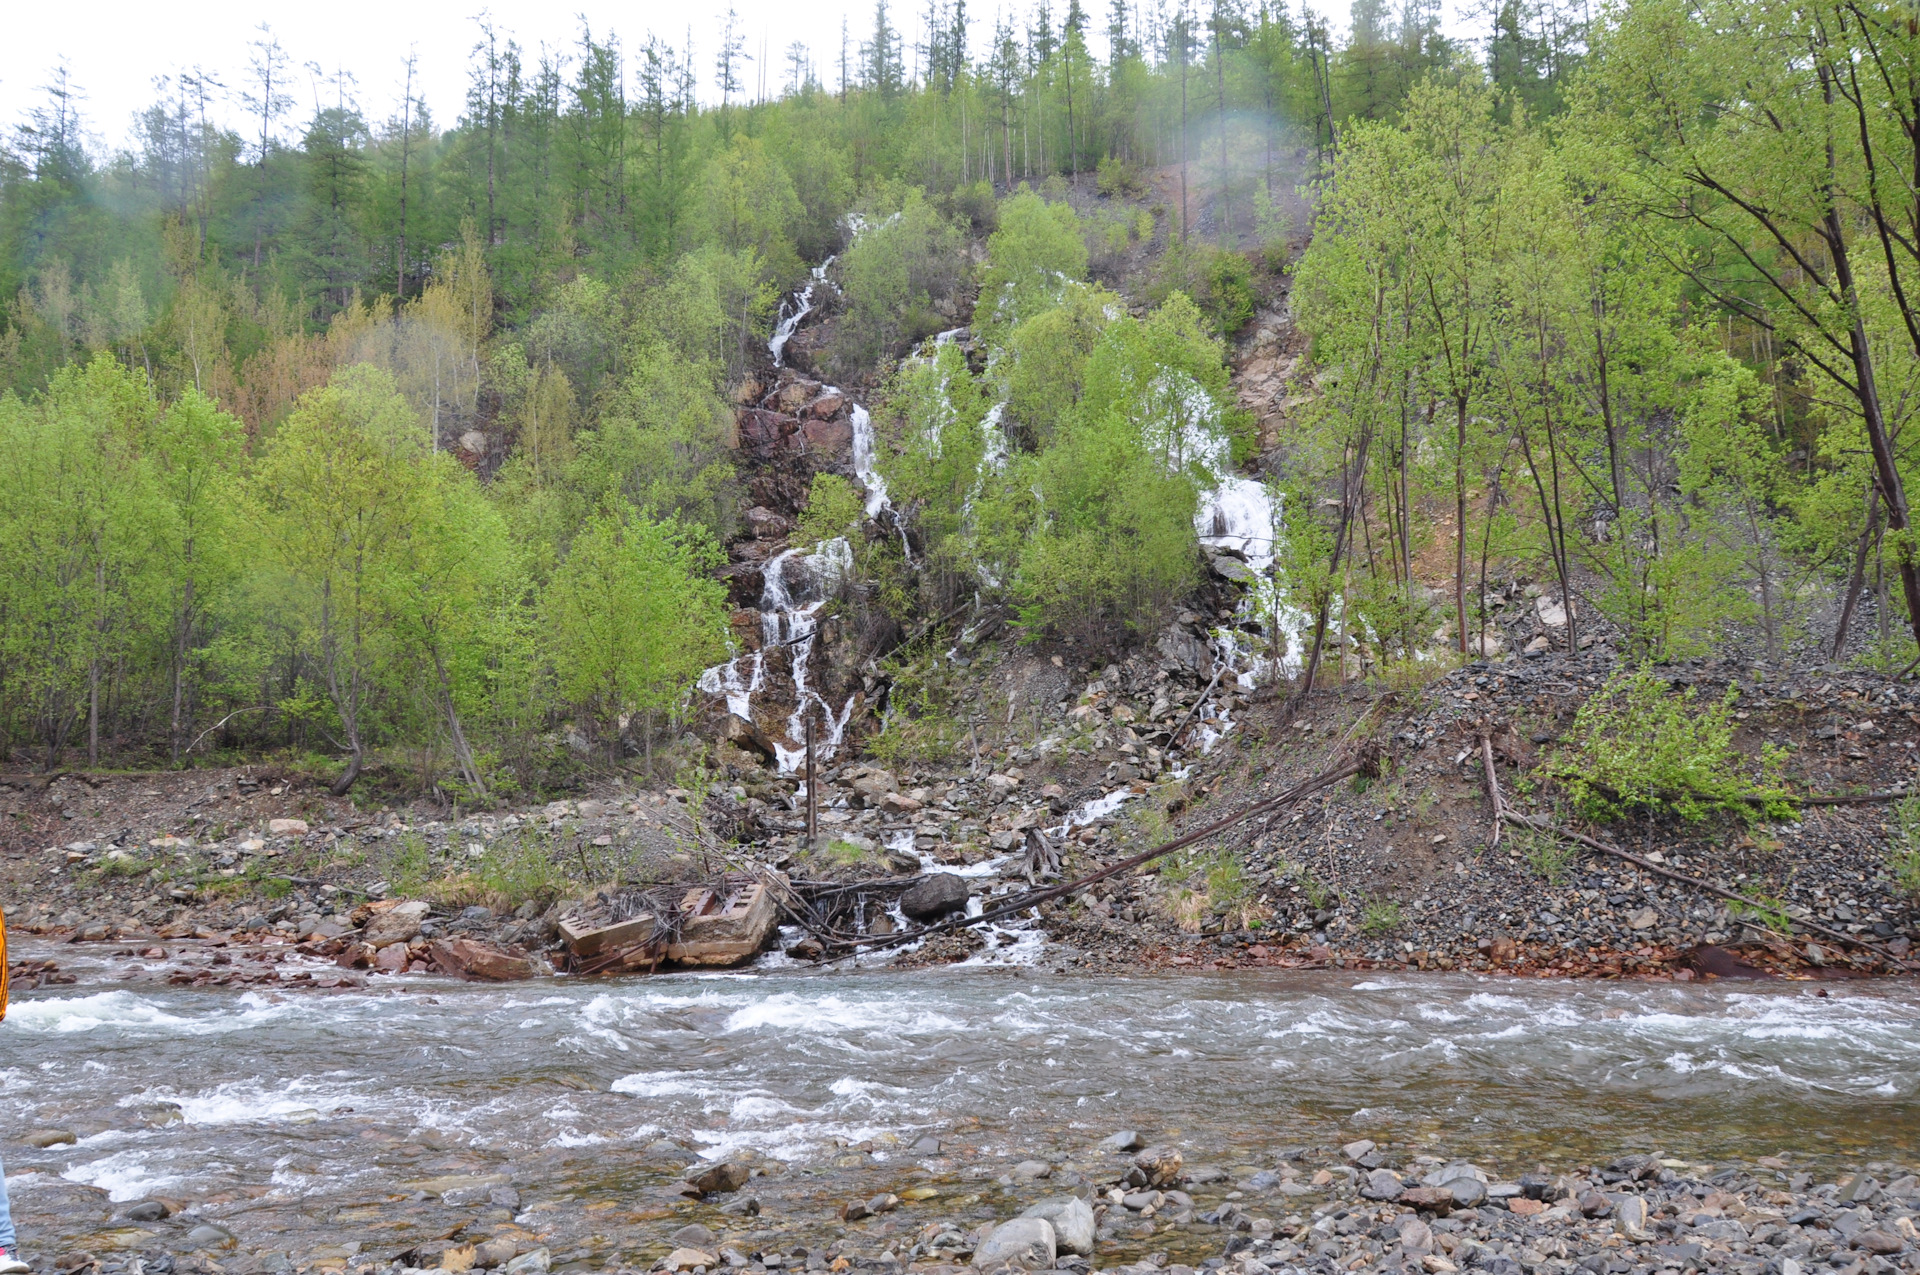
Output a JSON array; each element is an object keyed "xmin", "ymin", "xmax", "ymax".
[{"xmin": 1, "ymin": 0, "xmax": 1474, "ymax": 155}]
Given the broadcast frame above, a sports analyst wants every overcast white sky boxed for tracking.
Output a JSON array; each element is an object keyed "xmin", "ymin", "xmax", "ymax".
[{"xmin": 3, "ymin": 0, "xmax": 1476, "ymax": 155}]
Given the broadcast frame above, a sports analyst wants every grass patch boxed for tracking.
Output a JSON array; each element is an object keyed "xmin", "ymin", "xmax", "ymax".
[
  {"xmin": 1360, "ymin": 899, "xmax": 1401, "ymax": 935},
  {"xmin": 1541, "ymin": 667, "xmax": 1794, "ymax": 824},
  {"xmin": 1513, "ymin": 826, "xmax": 1576, "ymax": 883},
  {"xmin": 1728, "ymin": 888, "xmax": 1792, "ymax": 934}
]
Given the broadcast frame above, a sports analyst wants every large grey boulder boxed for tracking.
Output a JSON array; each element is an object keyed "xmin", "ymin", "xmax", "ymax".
[
  {"xmin": 901, "ymin": 873, "xmax": 972, "ymax": 921},
  {"xmin": 972, "ymin": 1218, "xmax": 1056, "ymax": 1270}
]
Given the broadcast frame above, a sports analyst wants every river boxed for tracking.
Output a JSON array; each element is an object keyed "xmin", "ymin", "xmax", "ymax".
[{"xmin": 2, "ymin": 938, "xmax": 1916, "ymax": 1261}]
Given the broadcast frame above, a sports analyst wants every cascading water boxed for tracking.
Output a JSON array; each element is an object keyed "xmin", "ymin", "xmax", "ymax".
[{"xmin": 768, "ymin": 256, "xmax": 835, "ymax": 367}]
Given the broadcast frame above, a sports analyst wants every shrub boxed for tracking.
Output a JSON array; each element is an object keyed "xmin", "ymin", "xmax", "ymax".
[
  {"xmin": 1096, "ymin": 154, "xmax": 1149, "ymax": 197},
  {"xmin": 1892, "ymin": 794, "xmax": 1920, "ymax": 899},
  {"xmin": 1542, "ymin": 668, "xmax": 1793, "ymax": 823},
  {"xmin": 793, "ymin": 473, "xmax": 866, "ymax": 551}
]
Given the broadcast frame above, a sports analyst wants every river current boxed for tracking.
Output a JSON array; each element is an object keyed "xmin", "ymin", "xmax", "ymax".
[{"xmin": 4, "ymin": 939, "xmax": 1917, "ymax": 1245}]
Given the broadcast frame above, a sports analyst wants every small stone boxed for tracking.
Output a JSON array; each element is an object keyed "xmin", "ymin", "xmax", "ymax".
[
  {"xmin": 1396, "ymin": 1217, "xmax": 1434, "ymax": 1257},
  {"xmin": 502, "ymin": 1250, "xmax": 550, "ymax": 1275},
  {"xmin": 1011, "ymin": 1160, "xmax": 1054, "ymax": 1182},
  {"xmin": 842, "ymin": 1199, "xmax": 871, "ymax": 1221},
  {"xmin": 1341, "ymin": 1139, "xmax": 1377, "ymax": 1162},
  {"xmin": 1133, "ymin": 1144, "xmax": 1184, "ymax": 1187},
  {"xmin": 1577, "ymin": 1189, "xmax": 1612, "ymax": 1218},
  {"xmin": 1614, "ymin": 1196, "xmax": 1651, "ymax": 1240},
  {"xmin": 1627, "ymin": 907, "xmax": 1659, "ymax": 931},
  {"xmin": 972, "ymin": 1218, "xmax": 1056, "ymax": 1270},
  {"xmin": 686, "ymin": 1161, "xmax": 753, "ymax": 1195},
  {"xmin": 673, "ymin": 1225, "xmax": 718, "ymax": 1251},
  {"xmin": 185, "ymin": 1224, "xmax": 237, "ymax": 1249},
  {"xmin": 1101, "ymin": 1130, "xmax": 1145, "ymax": 1153},
  {"xmin": 268, "ymin": 818, "xmax": 309, "ymax": 837},
  {"xmin": 1362, "ymin": 1169, "xmax": 1403, "ymax": 1201},
  {"xmin": 1854, "ymin": 1231, "xmax": 1903, "ymax": 1255},
  {"xmin": 1448, "ymin": 1178, "xmax": 1487, "ymax": 1208},
  {"xmin": 473, "ymin": 1239, "xmax": 519, "ymax": 1269},
  {"xmin": 125, "ymin": 1199, "xmax": 172, "ymax": 1222}
]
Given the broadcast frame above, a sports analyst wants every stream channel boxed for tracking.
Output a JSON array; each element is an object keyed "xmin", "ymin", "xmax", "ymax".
[{"xmin": 2, "ymin": 937, "xmax": 1918, "ymax": 1259}]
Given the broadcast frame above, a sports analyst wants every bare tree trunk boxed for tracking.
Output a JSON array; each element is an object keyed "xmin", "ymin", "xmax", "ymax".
[
  {"xmin": 1833, "ymin": 481, "xmax": 1880, "ymax": 658},
  {"xmin": 1454, "ymin": 397, "xmax": 1469, "ymax": 656}
]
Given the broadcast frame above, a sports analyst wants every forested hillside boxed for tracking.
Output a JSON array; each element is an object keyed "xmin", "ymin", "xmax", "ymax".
[{"xmin": 0, "ymin": 0, "xmax": 1911, "ymax": 802}]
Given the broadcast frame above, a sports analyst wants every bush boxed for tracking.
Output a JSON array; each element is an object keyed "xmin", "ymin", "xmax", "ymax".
[
  {"xmin": 1096, "ymin": 155, "xmax": 1149, "ymax": 198},
  {"xmin": 1892, "ymin": 794, "xmax": 1920, "ymax": 899},
  {"xmin": 833, "ymin": 188, "xmax": 966, "ymax": 374},
  {"xmin": 1151, "ymin": 243, "xmax": 1256, "ymax": 337},
  {"xmin": 793, "ymin": 473, "xmax": 866, "ymax": 551},
  {"xmin": 1542, "ymin": 668, "xmax": 1793, "ymax": 824}
]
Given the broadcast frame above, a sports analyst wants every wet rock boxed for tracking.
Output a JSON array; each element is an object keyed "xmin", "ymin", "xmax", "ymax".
[
  {"xmin": 185, "ymin": 1224, "xmax": 236, "ymax": 1249},
  {"xmin": 1101, "ymin": 1131, "xmax": 1145, "ymax": 1153},
  {"xmin": 674, "ymin": 1225, "xmax": 718, "ymax": 1251},
  {"xmin": 1021, "ymin": 1198, "xmax": 1097, "ymax": 1257},
  {"xmin": 901, "ymin": 873, "xmax": 972, "ymax": 922},
  {"xmin": 843, "ymin": 1198, "xmax": 872, "ymax": 1221},
  {"xmin": 1342, "ymin": 1139, "xmax": 1377, "ymax": 1162},
  {"xmin": 427, "ymin": 938, "xmax": 539, "ymax": 980},
  {"xmin": 1011, "ymin": 1160, "xmax": 1054, "ymax": 1182},
  {"xmin": 973, "ymin": 1218, "xmax": 1056, "ymax": 1270},
  {"xmin": 1133, "ymin": 1145, "xmax": 1184, "ymax": 1187},
  {"xmin": 26, "ymin": 1128, "xmax": 77, "ymax": 1148},
  {"xmin": 125, "ymin": 1199, "xmax": 174, "ymax": 1222},
  {"xmin": 642, "ymin": 1140, "xmax": 700, "ymax": 1166},
  {"xmin": 686, "ymin": 1161, "xmax": 753, "ymax": 1195}
]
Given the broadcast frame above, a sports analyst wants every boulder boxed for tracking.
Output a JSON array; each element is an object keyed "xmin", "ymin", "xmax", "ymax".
[
  {"xmin": 427, "ymin": 938, "xmax": 539, "ymax": 981},
  {"xmin": 363, "ymin": 900, "xmax": 430, "ymax": 948},
  {"xmin": 972, "ymin": 1218, "xmax": 1056, "ymax": 1271},
  {"xmin": 900, "ymin": 873, "xmax": 972, "ymax": 922},
  {"xmin": 1020, "ymin": 1197, "xmax": 1096, "ymax": 1256}
]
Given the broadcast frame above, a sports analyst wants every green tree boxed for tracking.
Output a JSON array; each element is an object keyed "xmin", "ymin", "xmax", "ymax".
[{"xmin": 542, "ymin": 504, "xmax": 730, "ymax": 766}]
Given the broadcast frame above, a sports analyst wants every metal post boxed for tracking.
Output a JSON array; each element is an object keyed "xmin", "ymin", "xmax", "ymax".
[{"xmin": 805, "ymin": 710, "xmax": 818, "ymax": 847}]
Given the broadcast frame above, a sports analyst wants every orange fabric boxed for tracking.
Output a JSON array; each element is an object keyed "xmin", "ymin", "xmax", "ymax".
[{"xmin": 0, "ymin": 911, "xmax": 9, "ymax": 1022}]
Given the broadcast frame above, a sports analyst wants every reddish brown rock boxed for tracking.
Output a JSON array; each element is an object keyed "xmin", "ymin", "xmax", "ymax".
[
  {"xmin": 801, "ymin": 416, "xmax": 852, "ymax": 457},
  {"xmin": 428, "ymin": 939, "xmax": 538, "ymax": 981}
]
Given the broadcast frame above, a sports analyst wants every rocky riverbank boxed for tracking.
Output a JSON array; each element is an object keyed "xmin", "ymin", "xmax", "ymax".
[
  {"xmin": 12, "ymin": 1128, "xmax": 1918, "ymax": 1275},
  {"xmin": 5, "ymin": 645, "xmax": 1920, "ymax": 983}
]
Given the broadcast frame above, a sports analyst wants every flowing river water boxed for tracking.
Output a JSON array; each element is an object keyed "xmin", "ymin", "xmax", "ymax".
[{"xmin": 2, "ymin": 936, "xmax": 1918, "ymax": 1260}]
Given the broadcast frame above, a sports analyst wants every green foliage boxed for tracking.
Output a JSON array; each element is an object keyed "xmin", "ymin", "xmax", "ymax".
[
  {"xmin": 542, "ymin": 504, "xmax": 730, "ymax": 761},
  {"xmin": 1514, "ymin": 826, "xmax": 1576, "ymax": 883},
  {"xmin": 793, "ymin": 474, "xmax": 867, "ymax": 551},
  {"xmin": 1360, "ymin": 899, "xmax": 1401, "ymax": 935},
  {"xmin": 833, "ymin": 188, "xmax": 966, "ymax": 373},
  {"xmin": 1543, "ymin": 668, "xmax": 1794, "ymax": 824},
  {"xmin": 1728, "ymin": 888, "xmax": 1791, "ymax": 934},
  {"xmin": 977, "ymin": 189, "xmax": 1089, "ymax": 339},
  {"xmin": 867, "ymin": 653, "xmax": 966, "ymax": 767},
  {"xmin": 1891, "ymin": 795, "xmax": 1920, "ymax": 900}
]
